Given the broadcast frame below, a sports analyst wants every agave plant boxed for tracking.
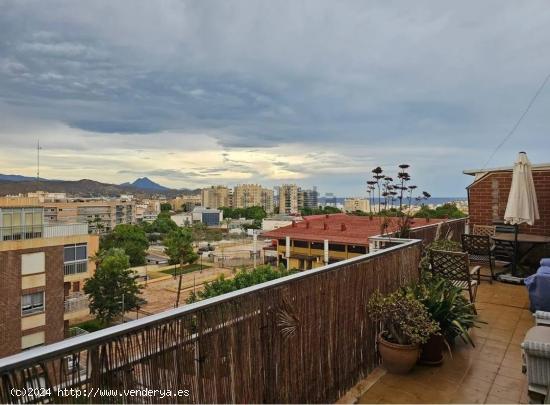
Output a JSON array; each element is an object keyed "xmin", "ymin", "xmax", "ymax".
[{"xmin": 405, "ymin": 275, "xmax": 484, "ymax": 348}]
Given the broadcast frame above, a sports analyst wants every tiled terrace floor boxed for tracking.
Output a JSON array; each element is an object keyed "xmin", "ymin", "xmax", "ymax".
[{"xmin": 356, "ymin": 280, "xmax": 533, "ymax": 404}]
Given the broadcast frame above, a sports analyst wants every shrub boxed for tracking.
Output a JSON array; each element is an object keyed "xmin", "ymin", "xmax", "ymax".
[{"xmin": 368, "ymin": 289, "xmax": 439, "ymax": 345}]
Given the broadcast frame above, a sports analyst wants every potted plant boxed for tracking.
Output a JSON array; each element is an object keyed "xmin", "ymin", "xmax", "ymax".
[
  {"xmin": 406, "ymin": 274, "xmax": 482, "ymax": 365},
  {"xmin": 368, "ymin": 290, "xmax": 439, "ymax": 374}
]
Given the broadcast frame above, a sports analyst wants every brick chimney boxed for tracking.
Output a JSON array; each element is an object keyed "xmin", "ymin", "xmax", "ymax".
[
  {"xmin": 323, "ymin": 222, "xmax": 328, "ymax": 230},
  {"xmin": 325, "ymin": 214, "xmax": 329, "ymax": 219},
  {"xmin": 341, "ymin": 223, "xmax": 347, "ymax": 231},
  {"xmin": 306, "ymin": 221, "xmax": 310, "ymax": 229}
]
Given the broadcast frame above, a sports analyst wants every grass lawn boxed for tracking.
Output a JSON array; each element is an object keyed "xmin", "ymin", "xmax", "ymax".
[
  {"xmin": 74, "ymin": 318, "xmax": 106, "ymax": 332},
  {"xmin": 160, "ymin": 263, "xmax": 211, "ymax": 276}
]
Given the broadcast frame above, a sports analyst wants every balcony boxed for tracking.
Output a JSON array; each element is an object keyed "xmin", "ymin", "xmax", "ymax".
[
  {"xmin": 0, "ymin": 223, "xmax": 89, "ymax": 241},
  {"xmin": 351, "ymin": 281, "xmax": 530, "ymax": 404},
  {"xmin": 0, "ymin": 238, "xmax": 423, "ymax": 404},
  {"xmin": 64, "ymin": 293, "xmax": 89, "ymax": 313}
]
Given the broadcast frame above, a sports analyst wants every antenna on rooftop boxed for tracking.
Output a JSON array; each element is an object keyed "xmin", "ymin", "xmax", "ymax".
[{"xmin": 37, "ymin": 139, "xmax": 42, "ymax": 182}]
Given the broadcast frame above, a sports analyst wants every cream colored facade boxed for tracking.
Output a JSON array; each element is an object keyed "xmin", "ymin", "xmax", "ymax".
[
  {"xmin": 170, "ymin": 194, "xmax": 201, "ymax": 211},
  {"xmin": 344, "ymin": 198, "xmax": 370, "ymax": 213},
  {"xmin": 277, "ymin": 184, "xmax": 300, "ymax": 214},
  {"xmin": 201, "ymin": 186, "xmax": 230, "ymax": 209},
  {"xmin": 233, "ymin": 184, "xmax": 274, "ymax": 214},
  {"xmin": 44, "ymin": 199, "xmax": 135, "ymax": 233}
]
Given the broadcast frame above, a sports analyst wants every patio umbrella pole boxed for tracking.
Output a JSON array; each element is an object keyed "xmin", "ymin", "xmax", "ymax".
[{"xmin": 512, "ymin": 223, "xmax": 519, "ymax": 277}]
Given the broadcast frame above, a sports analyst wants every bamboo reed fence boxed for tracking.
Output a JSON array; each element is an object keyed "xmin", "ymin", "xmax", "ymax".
[{"xmin": 0, "ymin": 240, "xmax": 422, "ymax": 404}]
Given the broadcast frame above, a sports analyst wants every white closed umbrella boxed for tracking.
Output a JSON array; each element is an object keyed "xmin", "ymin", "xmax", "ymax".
[
  {"xmin": 504, "ymin": 152, "xmax": 540, "ymax": 276},
  {"xmin": 504, "ymin": 152, "xmax": 540, "ymax": 226}
]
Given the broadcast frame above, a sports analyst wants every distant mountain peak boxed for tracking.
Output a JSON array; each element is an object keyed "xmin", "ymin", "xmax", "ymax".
[{"xmin": 124, "ymin": 177, "xmax": 169, "ymax": 191}]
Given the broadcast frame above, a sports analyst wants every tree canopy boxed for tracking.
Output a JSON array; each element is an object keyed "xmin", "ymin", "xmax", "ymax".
[
  {"xmin": 142, "ymin": 212, "xmax": 179, "ymax": 235},
  {"xmin": 186, "ymin": 265, "xmax": 296, "ymax": 303},
  {"xmin": 164, "ymin": 227, "xmax": 198, "ymax": 266},
  {"xmin": 300, "ymin": 206, "xmax": 341, "ymax": 216},
  {"xmin": 101, "ymin": 224, "xmax": 149, "ymax": 267},
  {"xmin": 84, "ymin": 248, "xmax": 142, "ymax": 326},
  {"xmin": 220, "ymin": 206, "xmax": 267, "ymax": 221},
  {"xmin": 414, "ymin": 203, "xmax": 467, "ymax": 219}
]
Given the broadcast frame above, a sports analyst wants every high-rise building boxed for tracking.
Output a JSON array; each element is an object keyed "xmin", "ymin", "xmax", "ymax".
[
  {"xmin": 201, "ymin": 186, "xmax": 230, "ymax": 209},
  {"xmin": 344, "ymin": 198, "xmax": 370, "ymax": 213},
  {"xmin": 300, "ymin": 187, "xmax": 319, "ymax": 210},
  {"xmin": 233, "ymin": 184, "xmax": 274, "ymax": 214},
  {"xmin": 277, "ymin": 184, "xmax": 300, "ymax": 215},
  {"xmin": 0, "ymin": 197, "xmax": 99, "ymax": 357}
]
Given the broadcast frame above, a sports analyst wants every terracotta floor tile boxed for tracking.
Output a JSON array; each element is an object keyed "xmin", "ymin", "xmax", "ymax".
[
  {"xmin": 497, "ymin": 365, "xmax": 526, "ymax": 380},
  {"xmin": 485, "ymin": 393, "xmax": 520, "ymax": 404},
  {"xmin": 351, "ymin": 281, "xmax": 530, "ymax": 405},
  {"xmin": 487, "ymin": 382, "xmax": 522, "ymax": 402},
  {"xmin": 493, "ymin": 373, "xmax": 525, "ymax": 388},
  {"xmin": 449, "ymin": 387, "xmax": 488, "ymax": 404}
]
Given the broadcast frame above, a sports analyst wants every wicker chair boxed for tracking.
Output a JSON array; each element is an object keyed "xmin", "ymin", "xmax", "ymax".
[
  {"xmin": 429, "ymin": 249, "xmax": 481, "ymax": 306},
  {"xmin": 472, "ymin": 224, "xmax": 496, "ymax": 237},
  {"xmin": 462, "ymin": 234, "xmax": 495, "ymax": 283},
  {"xmin": 522, "ymin": 326, "xmax": 550, "ymax": 401}
]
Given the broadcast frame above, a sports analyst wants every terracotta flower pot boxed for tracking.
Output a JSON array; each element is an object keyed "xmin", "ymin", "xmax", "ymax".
[
  {"xmin": 419, "ymin": 333, "xmax": 445, "ymax": 366},
  {"xmin": 377, "ymin": 332, "xmax": 420, "ymax": 374}
]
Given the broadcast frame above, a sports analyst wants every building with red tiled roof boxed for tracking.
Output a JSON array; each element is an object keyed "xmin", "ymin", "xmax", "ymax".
[{"xmin": 263, "ymin": 213, "xmax": 442, "ymax": 270}]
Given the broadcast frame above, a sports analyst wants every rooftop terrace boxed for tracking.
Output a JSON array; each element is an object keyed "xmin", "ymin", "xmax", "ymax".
[{"xmin": 345, "ymin": 280, "xmax": 531, "ymax": 404}]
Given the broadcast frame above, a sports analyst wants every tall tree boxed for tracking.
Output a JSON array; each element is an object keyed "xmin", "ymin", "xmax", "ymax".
[
  {"xmin": 84, "ymin": 248, "xmax": 142, "ymax": 326},
  {"xmin": 164, "ymin": 227, "xmax": 199, "ymax": 307},
  {"xmin": 101, "ymin": 224, "xmax": 149, "ymax": 267}
]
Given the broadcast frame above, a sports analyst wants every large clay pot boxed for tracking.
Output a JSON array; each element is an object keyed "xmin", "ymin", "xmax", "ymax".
[
  {"xmin": 419, "ymin": 333, "xmax": 445, "ymax": 366},
  {"xmin": 377, "ymin": 332, "xmax": 420, "ymax": 374}
]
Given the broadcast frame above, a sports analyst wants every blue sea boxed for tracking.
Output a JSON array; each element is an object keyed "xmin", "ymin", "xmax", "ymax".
[{"xmin": 319, "ymin": 197, "xmax": 467, "ymax": 205}]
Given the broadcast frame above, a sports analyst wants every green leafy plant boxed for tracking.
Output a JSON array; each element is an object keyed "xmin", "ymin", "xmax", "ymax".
[
  {"xmin": 84, "ymin": 248, "xmax": 142, "ymax": 326},
  {"xmin": 368, "ymin": 289, "xmax": 439, "ymax": 345},
  {"xmin": 405, "ymin": 275, "xmax": 483, "ymax": 347}
]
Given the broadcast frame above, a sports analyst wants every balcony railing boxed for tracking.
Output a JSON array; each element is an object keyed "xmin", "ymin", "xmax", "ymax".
[
  {"xmin": 369, "ymin": 217, "xmax": 468, "ymax": 252},
  {"xmin": 0, "ymin": 223, "xmax": 89, "ymax": 242},
  {"xmin": 0, "ymin": 239, "xmax": 422, "ymax": 404},
  {"xmin": 64, "ymin": 294, "xmax": 89, "ymax": 313},
  {"xmin": 64, "ymin": 261, "xmax": 88, "ymax": 276}
]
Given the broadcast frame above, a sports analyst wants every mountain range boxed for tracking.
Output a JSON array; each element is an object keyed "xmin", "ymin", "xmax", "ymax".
[
  {"xmin": 120, "ymin": 177, "xmax": 170, "ymax": 191},
  {"xmin": 0, "ymin": 174, "xmax": 197, "ymax": 197}
]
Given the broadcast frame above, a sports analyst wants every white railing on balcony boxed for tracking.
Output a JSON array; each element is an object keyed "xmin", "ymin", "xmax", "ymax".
[
  {"xmin": 64, "ymin": 294, "xmax": 89, "ymax": 313},
  {"xmin": 43, "ymin": 223, "xmax": 89, "ymax": 238},
  {"xmin": 64, "ymin": 261, "xmax": 88, "ymax": 276},
  {"xmin": 0, "ymin": 223, "xmax": 89, "ymax": 241}
]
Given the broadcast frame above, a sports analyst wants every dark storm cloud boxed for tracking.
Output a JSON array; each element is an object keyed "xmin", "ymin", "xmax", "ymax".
[{"xmin": 1, "ymin": 0, "xmax": 550, "ymax": 195}]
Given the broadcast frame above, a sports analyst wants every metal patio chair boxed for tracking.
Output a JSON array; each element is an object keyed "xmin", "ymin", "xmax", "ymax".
[
  {"xmin": 472, "ymin": 224, "xmax": 496, "ymax": 237},
  {"xmin": 462, "ymin": 233, "xmax": 495, "ymax": 283},
  {"xmin": 429, "ymin": 249, "xmax": 480, "ymax": 307}
]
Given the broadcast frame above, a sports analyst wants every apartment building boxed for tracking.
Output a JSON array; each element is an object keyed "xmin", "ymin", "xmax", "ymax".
[
  {"xmin": 344, "ymin": 197, "xmax": 370, "ymax": 213},
  {"xmin": 169, "ymin": 194, "xmax": 201, "ymax": 212},
  {"xmin": 277, "ymin": 184, "xmax": 300, "ymax": 215},
  {"xmin": 300, "ymin": 187, "xmax": 319, "ymax": 210},
  {"xmin": 233, "ymin": 184, "xmax": 274, "ymax": 214},
  {"xmin": 44, "ymin": 199, "xmax": 135, "ymax": 234},
  {"xmin": 0, "ymin": 197, "xmax": 99, "ymax": 357},
  {"xmin": 201, "ymin": 186, "xmax": 230, "ymax": 209}
]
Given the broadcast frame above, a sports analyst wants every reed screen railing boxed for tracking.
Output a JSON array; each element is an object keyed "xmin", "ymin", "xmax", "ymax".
[{"xmin": 0, "ymin": 240, "xmax": 422, "ymax": 404}]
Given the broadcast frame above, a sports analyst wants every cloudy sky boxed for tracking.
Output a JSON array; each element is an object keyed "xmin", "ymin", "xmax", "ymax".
[{"xmin": 1, "ymin": 1, "xmax": 550, "ymax": 196}]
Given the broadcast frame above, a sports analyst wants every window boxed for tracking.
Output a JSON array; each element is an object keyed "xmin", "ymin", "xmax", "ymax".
[
  {"xmin": 64, "ymin": 244, "xmax": 88, "ymax": 275},
  {"xmin": 329, "ymin": 243, "xmax": 346, "ymax": 252},
  {"xmin": 311, "ymin": 242, "xmax": 324, "ymax": 250},
  {"xmin": 293, "ymin": 240, "xmax": 308, "ymax": 248},
  {"xmin": 348, "ymin": 245, "xmax": 367, "ymax": 254},
  {"xmin": 21, "ymin": 292, "xmax": 44, "ymax": 315}
]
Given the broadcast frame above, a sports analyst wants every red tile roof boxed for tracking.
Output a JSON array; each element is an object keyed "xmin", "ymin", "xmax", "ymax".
[{"xmin": 262, "ymin": 213, "xmax": 444, "ymax": 245}]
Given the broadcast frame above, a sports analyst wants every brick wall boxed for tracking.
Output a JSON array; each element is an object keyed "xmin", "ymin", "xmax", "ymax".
[
  {"xmin": 0, "ymin": 246, "xmax": 65, "ymax": 358},
  {"xmin": 468, "ymin": 170, "xmax": 550, "ymax": 236}
]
